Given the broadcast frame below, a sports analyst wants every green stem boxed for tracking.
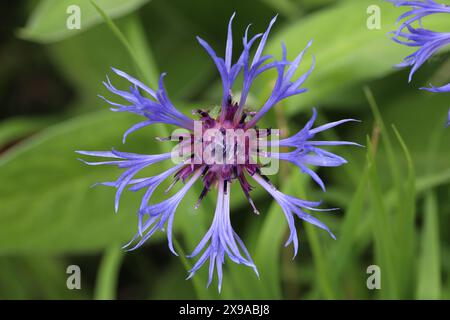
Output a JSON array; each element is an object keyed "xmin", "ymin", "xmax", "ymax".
[
  {"xmin": 123, "ymin": 13, "xmax": 159, "ymax": 88},
  {"xmin": 89, "ymin": 0, "xmax": 158, "ymax": 88},
  {"xmin": 173, "ymin": 237, "xmax": 209, "ymax": 300},
  {"xmin": 94, "ymin": 245, "xmax": 124, "ymax": 300}
]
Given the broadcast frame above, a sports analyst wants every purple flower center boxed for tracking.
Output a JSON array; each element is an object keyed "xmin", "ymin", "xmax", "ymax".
[{"xmin": 171, "ymin": 97, "xmax": 271, "ymax": 213}]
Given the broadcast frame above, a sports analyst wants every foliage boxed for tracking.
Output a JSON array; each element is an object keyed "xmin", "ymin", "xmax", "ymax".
[{"xmin": 1, "ymin": 0, "xmax": 449, "ymax": 299}]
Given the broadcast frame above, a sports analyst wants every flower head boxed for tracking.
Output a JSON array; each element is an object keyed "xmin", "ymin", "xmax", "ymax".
[
  {"xmin": 77, "ymin": 15, "xmax": 357, "ymax": 291},
  {"xmin": 389, "ymin": 0, "xmax": 450, "ymax": 124}
]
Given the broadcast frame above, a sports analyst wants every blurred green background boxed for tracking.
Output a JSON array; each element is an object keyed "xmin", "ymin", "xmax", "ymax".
[{"xmin": 0, "ymin": 0, "xmax": 449, "ymax": 300}]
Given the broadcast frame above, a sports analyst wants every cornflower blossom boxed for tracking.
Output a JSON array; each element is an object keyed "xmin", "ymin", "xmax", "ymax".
[
  {"xmin": 77, "ymin": 14, "xmax": 357, "ymax": 291},
  {"xmin": 389, "ymin": 0, "xmax": 450, "ymax": 125}
]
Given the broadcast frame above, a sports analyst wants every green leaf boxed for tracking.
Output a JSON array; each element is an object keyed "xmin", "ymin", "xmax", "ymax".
[
  {"xmin": 94, "ymin": 245, "xmax": 123, "ymax": 300},
  {"xmin": 47, "ymin": 20, "xmax": 133, "ymax": 102},
  {"xmin": 0, "ymin": 110, "xmax": 161, "ymax": 254},
  {"xmin": 417, "ymin": 169, "xmax": 450, "ymax": 193},
  {"xmin": 18, "ymin": 0, "xmax": 151, "ymax": 43},
  {"xmin": 89, "ymin": 1, "xmax": 157, "ymax": 88},
  {"xmin": 375, "ymin": 92, "xmax": 450, "ymax": 175},
  {"xmin": 332, "ymin": 165, "xmax": 369, "ymax": 293},
  {"xmin": 392, "ymin": 125, "xmax": 417, "ymax": 298},
  {"xmin": 353, "ymin": 88, "xmax": 450, "ymax": 182},
  {"xmin": 121, "ymin": 14, "xmax": 159, "ymax": 88},
  {"xmin": 366, "ymin": 137, "xmax": 399, "ymax": 299},
  {"xmin": 298, "ymin": 179, "xmax": 337, "ymax": 300},
  {"xmin": 304, "ymin": 223, "xmax": 336, "ymax": 299},
  {"xmin": 416, "ymin": 191, "xmax": 441, "ymax": 299},
  {"xmin": 0, "ymin": 116, "xmax": 56, "ymax": 148},
  {"xmin": 259, "ymin": 0, "xmax": 302, "ymax": 19},
  {"xmin": 297, "ymin": 0, "xmax": 339, "ymax": 9},
  {"xmin": 364, "ymin": 87, "xmax": 400, "ymax": 189}
]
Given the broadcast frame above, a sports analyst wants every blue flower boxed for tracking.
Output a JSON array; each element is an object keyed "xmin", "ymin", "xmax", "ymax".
[
  {"xmin": 389, "ymin": 0, "xmax": 450, "ymax": 124},
  {"xmin": 77, "ymin": 15, "xmax": 357, "ymax": 291}
]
